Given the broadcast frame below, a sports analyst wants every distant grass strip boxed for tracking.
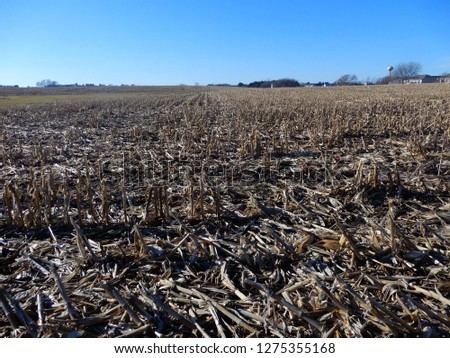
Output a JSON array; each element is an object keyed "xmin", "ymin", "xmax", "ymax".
[{"xmin": 0, "ymin": 92, "xmax": 150, "ymax": 107}]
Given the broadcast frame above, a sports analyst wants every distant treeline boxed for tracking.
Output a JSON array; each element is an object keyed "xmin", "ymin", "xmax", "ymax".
[
  {"xmin": 208, "ymin": 79, "xmax": 302, "ymax": 88},
  {"xmin": 207, "ymin": 83, "xmax": 233, "ymax": 87},
  {"xmin": 245, "ymin": 78, "xmax": 301, "ymax": 88},
  {"xmin": 35, "ymin": 79, "xmax": 142, "ymax": 88},
  {"xmin": 36, "ymin": 79, "xmax": 110, "ymax": 88},
  {"xmin": 208, "ymin": 78, "xmax": 333, "ymax": 88}
]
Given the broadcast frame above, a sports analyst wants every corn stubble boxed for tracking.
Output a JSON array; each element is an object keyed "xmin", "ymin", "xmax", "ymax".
[{"xmin": 1, "ymin": 85, "xmax": 449, "ymax": 337}]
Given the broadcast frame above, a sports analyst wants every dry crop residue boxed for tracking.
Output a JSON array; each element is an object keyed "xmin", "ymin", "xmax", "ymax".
[{"xmin": 1, "ymin": 85, "xmax": 449, "ymax": 337}]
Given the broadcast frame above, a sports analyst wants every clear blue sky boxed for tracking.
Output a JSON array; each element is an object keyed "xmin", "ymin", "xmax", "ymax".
[{"xmin": 1, "ymin": 0, "xmax": 449, "ymax": 87}]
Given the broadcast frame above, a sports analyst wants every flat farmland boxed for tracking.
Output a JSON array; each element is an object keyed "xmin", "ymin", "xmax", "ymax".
[
  {"xmin": 0, "ymin": 85, "xmax": 201, "ymax": 106},
  {"xmin": 1, "ymin": 85, "xmax": 449, "ymax": 337}
]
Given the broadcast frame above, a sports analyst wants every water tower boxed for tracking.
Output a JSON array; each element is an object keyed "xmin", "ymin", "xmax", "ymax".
[{"xmin": 387, "ymin": 66, "xmax": 394, "ymax": 76}]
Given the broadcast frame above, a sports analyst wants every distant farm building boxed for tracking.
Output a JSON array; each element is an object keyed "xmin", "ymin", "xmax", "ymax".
[
  {"xmin": 389, "ymin": 74, "xmax": 450, "ymax": 85},
  {"xmin": 438, "ymin": 74, "xmax": 450, "ymax": 83},
  {"xmin": 403, "ymin": 75, "xmax": 439, "ymax": 84}
]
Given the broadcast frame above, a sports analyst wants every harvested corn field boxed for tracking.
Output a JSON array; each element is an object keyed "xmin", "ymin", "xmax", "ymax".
[{"xmin": 1, "ymin": 85, "xmax": 450, "ymax": 338}]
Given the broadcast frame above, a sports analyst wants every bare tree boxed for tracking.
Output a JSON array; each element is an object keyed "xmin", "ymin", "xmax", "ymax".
[
  {"xmin": 376, "ymin": 76, "xmax": 391, "ymax": 85},
  {"xmin": 393, "ymin": 62, "xmax": 422, "ymax": 79},
  {"xmin": 335, "ymin": 74, "xmax": 358, "ymax": 85},
  {"xmin": 36, "ymin": 79, "xmax": 59, "ymax": 87}
]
